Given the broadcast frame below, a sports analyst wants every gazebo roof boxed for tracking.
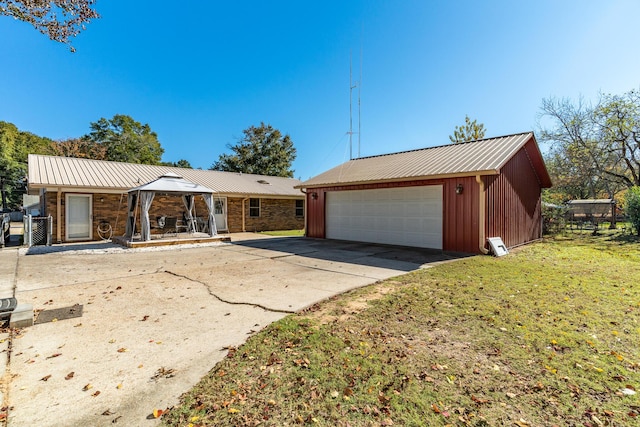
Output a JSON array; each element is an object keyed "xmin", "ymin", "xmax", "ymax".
[{"xmin": 128, "ymin": 173, "xmax": 216, "ymax": 194}]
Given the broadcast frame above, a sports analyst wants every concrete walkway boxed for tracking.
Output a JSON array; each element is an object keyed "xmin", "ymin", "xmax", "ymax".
[{"xmin": 0, "ymin": 234, "xmax": 459, "ymax": 426}]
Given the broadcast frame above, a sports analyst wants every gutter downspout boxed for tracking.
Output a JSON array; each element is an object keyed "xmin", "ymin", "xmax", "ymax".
[
  {"xmin": 242, "ymin": 197, "xmax": 249, "ymax": 232},
  {"xmin": 476, "ymin": 175, "xmax": 489, "ymax": 254},
  {"xmin": 299, "ymin": 189, "xmax": 308, "ymax": 237}
]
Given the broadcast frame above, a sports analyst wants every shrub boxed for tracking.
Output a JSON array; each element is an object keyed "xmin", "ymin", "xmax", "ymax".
[{"xmin": 624, "ymin": 186, "xmax": 640, "ymax": 235}]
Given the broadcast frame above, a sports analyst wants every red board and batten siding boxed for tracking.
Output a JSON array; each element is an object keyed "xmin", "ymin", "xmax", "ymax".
[
  {"xmin": 442, "ymin": 176, "xmax": 481, "ymax": 253},
  {"xmin": 304, "ymin": 138, "xmax": 547, "ymax": 254},
  {"xmin": 305, "ymin": 178, "xmax": 482, "ymax": 253},
  {"xmin": 486, "ymin": 140, "xmax": 543, "ymax": 249}
]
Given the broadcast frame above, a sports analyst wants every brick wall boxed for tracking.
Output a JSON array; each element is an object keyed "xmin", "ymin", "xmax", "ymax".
[
  {"xmin": 44, "ymin": 191, "xmax": 304, "ymax": 242},
  {"xmin": 227, "ymin": 197, "xmax": 304, "ymax": 232}
]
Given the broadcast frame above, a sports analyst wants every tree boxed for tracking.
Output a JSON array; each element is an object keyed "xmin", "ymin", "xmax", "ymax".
[
  {"xmin": 211, "ymin": 123, "xmax": 296, "ymax": 177},
  {"xmin": 449, "ymin": 115, "xmax": 486, "ymax": 143},
  {"xmin": 624, "ymin": 186, "xmax": 640, "ymax": 236},
  {"xmin": 87, "ymin": 115, "xmax": 164, "ymax": 165},
  {"xmin": 0, "ymin": 0, "xmax": 99, "ymax": 52},
  {"xmin": 161, "ymin": 159, "xmax": 192, "ymax": 168},
  {"xmin": 539, "ymin": 90, "xmax": 640, "ymax": 199},
  {"xmin": 0, "ymin": 121, "xmax": 54, "ymax": 210},
  {"xmin": 50, "ymin": 137, "xmax": 107, "ymax": 160}
]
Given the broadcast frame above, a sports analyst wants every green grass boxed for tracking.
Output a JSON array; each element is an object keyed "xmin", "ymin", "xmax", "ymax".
[
  {"xmin": 258, "ymin": 229, "xmax": 305, "ymax": 237},
  {"xmin": 163, "ymin": 233, "xmax": 640, "ymax": 426}
]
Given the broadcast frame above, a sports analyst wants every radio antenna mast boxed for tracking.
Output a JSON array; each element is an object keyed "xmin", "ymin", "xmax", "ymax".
[{"xmin": 349, "ymin": 50, "xmax": 362, "ymax": 160}]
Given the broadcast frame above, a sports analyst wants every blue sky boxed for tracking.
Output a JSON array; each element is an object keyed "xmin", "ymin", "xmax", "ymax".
[{"xmin": 1, "ymin": 1, "xmax": 639, "ymax": 180}]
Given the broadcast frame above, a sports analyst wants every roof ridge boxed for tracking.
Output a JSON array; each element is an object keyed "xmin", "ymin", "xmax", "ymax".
[{"xmin": 353, "ymin": 131, "xmax": 534, "ymax": 161}]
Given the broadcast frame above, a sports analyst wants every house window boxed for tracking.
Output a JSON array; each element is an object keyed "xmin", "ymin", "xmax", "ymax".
[
  {"xmin": 249, "ymin": 198, "xmax": 260, "ymax": 217},
  {"xmin": 295, "ymin": 199, "xmax": 304, "ymax": 217}
]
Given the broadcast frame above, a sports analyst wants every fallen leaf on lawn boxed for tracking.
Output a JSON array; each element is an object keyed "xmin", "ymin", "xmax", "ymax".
[
  {"xmin": 46, "ymin": 353, "xmax": 62, "ymax": 359},
  {"xmin": 40, "ymin": 375, "xmax": 52, "ymax": 382},
  {"xmin": 116, "ymin": 383, "xmax": 123, "ymax": 389},
  {"xmin": 92, "ymin": 391, "xmax": 100, "ymax": 397},
  {"xmin": 431, "ymin": 403, "xmax": 441, "ymax": 414},
  {"xmin": 471, "ymin": 395, "xmax": 490, "ymax": 405},
  {"xmin": 109, "ymin": 339, "xmax": 116, "ymax": 344},
  {"xmin": 514, "ymin": 420, "xmax": 531, "ymax": 427},
  {"xmin": 228, "ymin": 408, "xmax": 240, "ymax": 414},
  {"xmin": 65, "ymin": 372, "xmax": 74, "ymax": 380},
  {"xmin": 117, "ymin": 348, "xmax": 127, "ymax": 353},
  {"xmin": 83, "ymin": 383, "xmax": 92, "ymax": 391},
  {"xmin": 267, "ymin": 352, "xmax": 282, "ymax": 365},
  {"xmin": 140, "ymin": 315, "xmax": 149, "ymax": 321},
  {"xmin": 152, "ymin": 409, "xmax": 164, "ymax": 418}
]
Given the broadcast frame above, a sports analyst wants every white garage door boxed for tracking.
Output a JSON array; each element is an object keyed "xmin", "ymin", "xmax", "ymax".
[{"xmin": 326, "ymin": 186, "xmax": 443, "ymax": 249}]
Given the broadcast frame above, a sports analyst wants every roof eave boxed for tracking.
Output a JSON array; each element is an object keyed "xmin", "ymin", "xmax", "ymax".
[{"xmin": 295, "ymin": 170, "xmax": 500, "ymax": 189}]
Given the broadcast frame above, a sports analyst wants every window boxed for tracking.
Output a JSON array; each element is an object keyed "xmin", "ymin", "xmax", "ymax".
[
  {"xmin": 295, "ymin": 199, "xmax": 304, "ymax": 217},
  {"xmin": 249, "ymin": 198, "xmax": 260, "ymax": 217}
]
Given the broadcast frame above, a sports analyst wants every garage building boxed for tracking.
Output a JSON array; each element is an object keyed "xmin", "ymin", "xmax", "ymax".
[{"xmin": 297, "ymin": 132, "xmax": 552, "ymax": 254}]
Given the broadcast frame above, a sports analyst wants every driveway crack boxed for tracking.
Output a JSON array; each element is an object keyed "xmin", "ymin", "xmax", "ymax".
[{"xmin": 164, "ymin": 271, "xmax": 295, "ymax": 314}]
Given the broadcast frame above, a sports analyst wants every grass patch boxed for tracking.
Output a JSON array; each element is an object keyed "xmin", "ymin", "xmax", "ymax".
[
  {"xmin": 258, "ymin": 229, "xmax": 305, "ymax": 237},
  {"xmin": 164, "ymin": 234, "xmax": 640, "ymax": 426}
]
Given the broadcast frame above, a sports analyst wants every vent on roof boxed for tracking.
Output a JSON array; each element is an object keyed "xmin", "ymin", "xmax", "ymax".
[{"xmin": 257, "ymin": 179, "xmax": 270, "ymax": 185}]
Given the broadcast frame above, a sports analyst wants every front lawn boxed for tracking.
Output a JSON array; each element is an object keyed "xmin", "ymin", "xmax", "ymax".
[{"xmin": 164, "ymin": 234, "xmax": 640, "ymax": 426}]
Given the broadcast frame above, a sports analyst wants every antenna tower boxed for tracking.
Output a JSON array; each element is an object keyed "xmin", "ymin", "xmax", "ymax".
[{"xmin": 349, "ymin": 50, "xmax": 362, "ymax": 160}]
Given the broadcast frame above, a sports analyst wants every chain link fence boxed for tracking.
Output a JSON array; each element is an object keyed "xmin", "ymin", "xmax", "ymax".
[{"xmin": 24, "ymin": 215, "xmax": 53, "ymax": 247}]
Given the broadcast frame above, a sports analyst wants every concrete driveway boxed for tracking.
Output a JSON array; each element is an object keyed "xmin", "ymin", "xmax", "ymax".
[{"xmin": 0, "ymin": 234, "xmax": 458, "ymax": 426}]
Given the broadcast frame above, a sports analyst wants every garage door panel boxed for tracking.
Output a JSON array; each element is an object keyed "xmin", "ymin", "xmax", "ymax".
[{"xmin": 326, "ymin": 186, "xmax": 443, "ymax": 249}]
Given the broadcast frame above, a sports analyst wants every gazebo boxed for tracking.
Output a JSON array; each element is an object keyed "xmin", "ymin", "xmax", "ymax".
[{"xmin": 125, "ymin": 173, "xmax": 218, "ymax": 242}]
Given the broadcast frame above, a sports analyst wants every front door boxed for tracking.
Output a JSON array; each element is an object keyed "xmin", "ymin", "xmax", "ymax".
[
  {"xmin": 214, "ymin": 197, "xmax": 227, "ymax": 231},
  {"xmin": 66, "ymin": 194, "xmax": 92, "ymax": 241}
]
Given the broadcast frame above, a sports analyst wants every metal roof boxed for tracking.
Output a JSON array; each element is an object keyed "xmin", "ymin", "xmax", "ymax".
[
  {"xmin": 28, "ymin": 154, "xmax": 304, "ymax": 197},
  {"xmin": 298, "ymin": 132, "xmax": 551, "ymax": 188}
]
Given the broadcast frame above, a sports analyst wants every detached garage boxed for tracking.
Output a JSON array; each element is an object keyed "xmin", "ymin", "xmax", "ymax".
[{"xmin": 298, "ymin": 132, "xmax": 552, "ymax": 254}]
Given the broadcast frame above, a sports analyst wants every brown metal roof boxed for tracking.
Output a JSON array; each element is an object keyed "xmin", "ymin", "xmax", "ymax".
[
  {"xmin": 28, "ymin": 154, "xmax": 304, "ymax": 198},
  {"xmin": 298, "ymin": 132, "xmax": 551, "ymax": 188}
]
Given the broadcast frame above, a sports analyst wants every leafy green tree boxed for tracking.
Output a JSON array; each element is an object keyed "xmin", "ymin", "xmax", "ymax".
[
  {"xmin": 624, "ymin": 186, "xmax": 640, "ymax": 236},
  {"xmin": 449, "ymin": 115, "xmax": 486, "ymax": 143},
  {"xmin": 0, "ymin": 121, "xmax": 54, "ymax": 209},
  {"xmin": 161, "ymin": 159, "xmax": 192, "ymax": 168},
  {"xmin": 87, "ymin": 115, "xmax": 164, "ymax": 165},
  {"xmin": 0, "ymin": 0, "xmax": 99, "ymax": 52},
  {"xmin": 211, "ymin": 123, "xmax": 296, "ymax": 177}
]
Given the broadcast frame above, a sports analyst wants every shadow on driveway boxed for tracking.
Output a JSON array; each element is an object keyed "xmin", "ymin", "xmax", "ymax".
[{"xmin": 229, "ymin": 236, "xmax": 472, "ymax": 272}]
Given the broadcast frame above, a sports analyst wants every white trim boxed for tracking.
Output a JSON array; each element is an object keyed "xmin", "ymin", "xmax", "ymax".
[
  {"xmin": 65, "ymin": 194, "xmax": 93, "ymax": 241},
  {"xmin": 214, "ymin": 196, "xmax": 228, "ymax": 231}
]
